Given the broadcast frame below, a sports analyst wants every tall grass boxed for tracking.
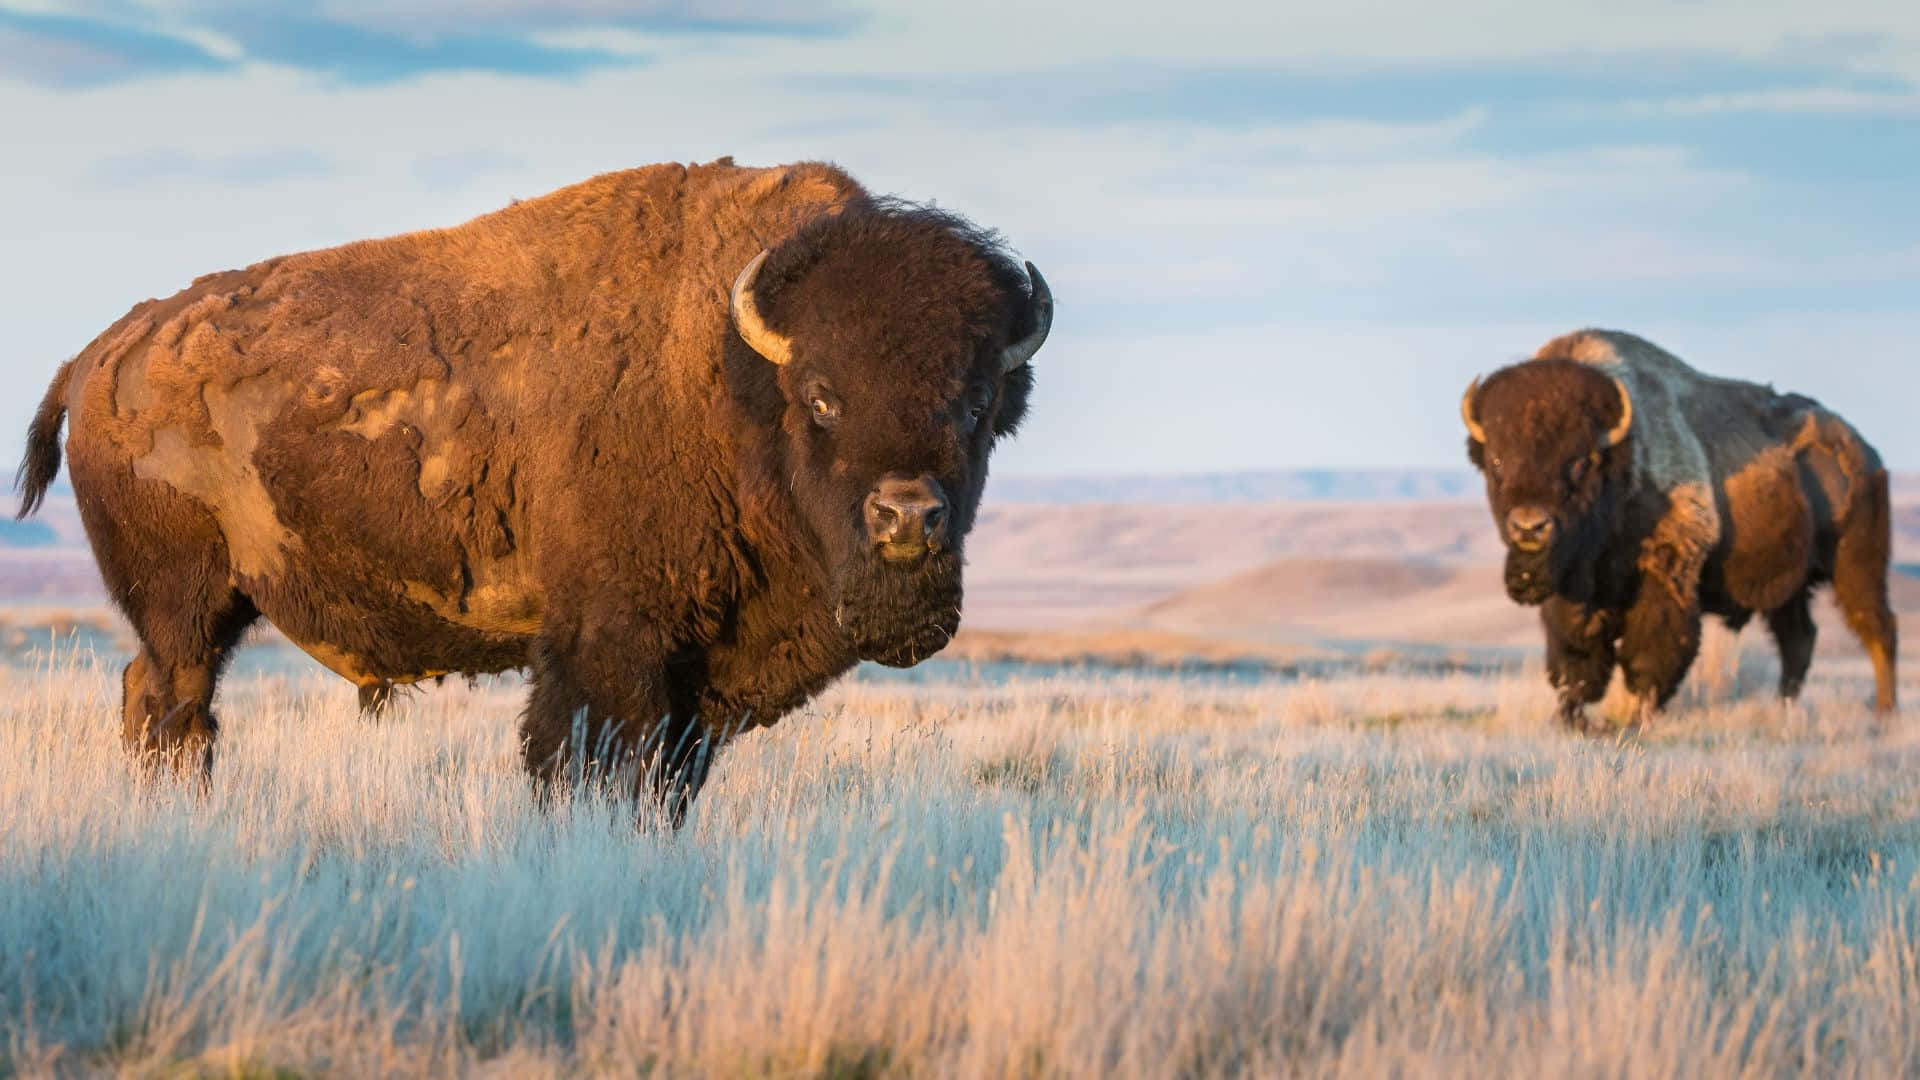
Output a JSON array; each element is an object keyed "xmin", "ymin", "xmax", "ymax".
[{"xmin": 2, "ymin": 650, "xmax": 1917, "ymax": 1076}]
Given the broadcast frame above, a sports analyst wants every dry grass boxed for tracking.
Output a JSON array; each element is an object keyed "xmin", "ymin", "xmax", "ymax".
[{"xmin": 3, "ymin": 647, "xmax": 1920, "ymax": 1077}]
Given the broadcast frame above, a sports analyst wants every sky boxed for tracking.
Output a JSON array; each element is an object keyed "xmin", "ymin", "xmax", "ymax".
[{"xmin": 1, "ymin": 1, "xmax": 1916, "ymax": 477}]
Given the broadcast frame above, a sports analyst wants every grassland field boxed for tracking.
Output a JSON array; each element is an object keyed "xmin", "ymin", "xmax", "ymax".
[{"xmin": 4, "ymin": 634, "xmax": 1920, "ymax": 1076}]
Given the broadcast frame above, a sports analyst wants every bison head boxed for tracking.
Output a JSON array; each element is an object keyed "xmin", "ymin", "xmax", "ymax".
[
  {"xmin": 1461, "ymin": 359, "xmax": 1633, "ymax": 605},
  {"xmin": 725, "ymin": 204, "xmax": 1050, "ymax": 666}
]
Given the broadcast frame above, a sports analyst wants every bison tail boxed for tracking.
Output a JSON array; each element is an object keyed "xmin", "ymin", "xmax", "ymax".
[{"xmin": 15, "ymin": 359, "xmax": 75, "ymax": 520}]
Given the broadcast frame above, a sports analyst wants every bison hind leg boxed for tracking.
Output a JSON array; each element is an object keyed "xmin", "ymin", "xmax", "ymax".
[
  {"xmin": 1833, "ymin": 470, "xmax": 1898, "ymax": 713},
  {"xmin": 72, "ymin": 463, "xmax": 258, "ymax": 785},
  {"xmin": 1765, "ymin": 591, "xmax": 1817, "ymax": 702},
  {"xmin": 119, "ymin": 594, "xmax": 257, "ymax": 786}
]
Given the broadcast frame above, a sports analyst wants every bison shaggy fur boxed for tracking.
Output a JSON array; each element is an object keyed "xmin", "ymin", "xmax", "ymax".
[
  {"xmin": 15, "ymin": 158, "xmax": 1054, "ymax": 824},
  {"xmin": 1461, "ymin": 329, "xmax": 1896, "ymax": 729}
]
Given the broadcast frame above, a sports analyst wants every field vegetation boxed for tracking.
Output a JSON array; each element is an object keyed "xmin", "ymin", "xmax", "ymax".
[{"xmin": 3, "ymin": 644, "xmax": 1918, "ymax": 1076}]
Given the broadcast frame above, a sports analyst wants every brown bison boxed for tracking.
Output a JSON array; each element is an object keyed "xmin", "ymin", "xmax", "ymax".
[
  {"xmin": 15, "ymin": 157, "xmax": 1052, "ymax": 824},
  {"xmin": 1461, "ymin": 330, "xmax": 1896, "ymax": 729}
]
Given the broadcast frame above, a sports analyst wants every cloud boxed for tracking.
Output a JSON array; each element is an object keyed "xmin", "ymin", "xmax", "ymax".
[
  {"xmin": 793, "ymin": 50, "xmax": 1919, "ymax": 136},
  {"xmin": 0, "ymin": 9, "xmax": 229, "ymax": 86},
  {"xmin": 198, "ymin": 12, "xmax": 637, "ymax": 83},
  {"xmin": 0, "ymin": 0, "xmax": 855, "ymax": 86},
  {"xmin": 1632, "ymin": 87, "xmax": 1920, "ymax": 116},
  {"xmin": 4, "ymin": 3, "xmax": 1918, "ymax": 475},
  {"xmin": 413, "ymin": 148, "xmax": 531, "ymax": 189},
  {"xmin": 90, "ymin": 147, "xmax": 336, "ymax": 186},
  {"xmin": 304, "ymin": 0, "xmax": 854, "ymax": 37}
]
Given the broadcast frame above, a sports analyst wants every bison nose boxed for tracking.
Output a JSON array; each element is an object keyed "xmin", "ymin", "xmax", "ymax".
[
  {"xmin": 1506, "ymin": 506, "xmax": 1555, "ymax": 551},
  {"xmin": 865, "ymin": 475, "xmax": 950, "ymax": 559}
]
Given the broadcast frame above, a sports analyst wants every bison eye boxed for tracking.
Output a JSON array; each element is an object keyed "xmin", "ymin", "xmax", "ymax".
[
  {"xmin": 1569, "ymin": 458, "xmax": 1588, "ymax": 484},
  {"xmin": 808, "ymin": 394, "xmax": 841, "ymax": 428}
]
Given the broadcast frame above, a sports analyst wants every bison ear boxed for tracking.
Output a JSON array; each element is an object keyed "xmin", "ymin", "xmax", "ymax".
[
  {"xmin": 730, "ymin": 250, "xmax": 794, "ymax": 366},
  {"xmin": 1460, "ymin": 377, "xmax": 1488, "ymax": 444}
]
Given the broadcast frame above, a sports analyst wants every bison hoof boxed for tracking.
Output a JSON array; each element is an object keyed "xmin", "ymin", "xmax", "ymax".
[{"xmin": 1622, "ymin": 698, "xmax": 1659, "ymax": 735}]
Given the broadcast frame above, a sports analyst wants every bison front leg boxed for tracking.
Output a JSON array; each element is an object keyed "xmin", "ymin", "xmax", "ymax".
[
  {"xmin": 520, "ymin": 628, "xmax": 700, "ymax": 828},
  {"xmin": 1542, "ymin": 599, "xmax": 1615, "ymax": 732},
  {"xmin": 1617, "ymin": 577, "xmax": 1702, "ymax": 729},
  {"xmin": 647, "ymin": 665, "xmax": 752, "ymax": 830}
]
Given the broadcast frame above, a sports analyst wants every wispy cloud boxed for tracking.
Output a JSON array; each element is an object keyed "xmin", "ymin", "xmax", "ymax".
[
  {"xmin": 0, "ymin": 0, "xmax": 856, "ymax": 86},
  {"xmin": 305, "ymin": 0, "xmax": 856, "ymax": 38},
  {"xmin": 412, "ymin": 148, "xmax": 530, "ymax": 189},
  {"xmin": 791, "ymin": 52, "xmax": 1919, "ymax": 136},
  {"xmin": 90, "ymin": 147, "xmax": 336, "ymax": 187},
  {"xmin": 0, "ymin": 9, "xmax": 229, "ymax": 86},
  {"xmin": 1630, "ymin": 87, "xmax": 1920, "ymax": 116},
  {"xmin": 197, "ymin": 12, "xmax": 638, "ymax": 83}
]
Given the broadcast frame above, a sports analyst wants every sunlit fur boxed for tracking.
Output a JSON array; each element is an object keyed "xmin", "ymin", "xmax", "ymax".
[
  {"xmin": 1464, "ymin": 330, "xmax": 1896, "ymax": 726},
  {"xmin": 14, "ymin": 158, "xmax": 1050, "ymax": 824}
]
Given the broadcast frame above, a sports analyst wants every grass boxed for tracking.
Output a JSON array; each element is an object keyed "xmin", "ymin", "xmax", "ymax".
[{"xmin": 2, "ymin": 644, "xmax": 1919, "ymax": 1076}]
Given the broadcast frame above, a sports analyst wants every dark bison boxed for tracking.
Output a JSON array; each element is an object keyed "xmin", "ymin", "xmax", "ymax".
[
  {"xmin": 1461, "ymin": 329, "xmax": 1895, "ymax": 729},
  {"xmin": 16, "ymin": 157, "xmax": 1052, "ymax": 824}
]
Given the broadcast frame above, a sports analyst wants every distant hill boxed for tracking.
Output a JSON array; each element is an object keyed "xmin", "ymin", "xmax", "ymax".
[
  {"xmin": 990, "ymin": 469, "xmax": 1483, "ymax": 504},
  {"xmin": 994, "ymin": 469, "xmax": 1920, "ymax": 506}
]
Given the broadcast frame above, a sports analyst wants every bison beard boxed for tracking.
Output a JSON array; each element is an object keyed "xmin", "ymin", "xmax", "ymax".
[
  {"xmin": 1504, "ymin": 547, "xmax": 1554, "ymax": 606},
  {"xmin": 834, "ymin": 551, "xmax": 963, "ymax": 667},
  {"xmin": 1504, "ymin": 512, "xmax": 1608, "ymax": 608}
]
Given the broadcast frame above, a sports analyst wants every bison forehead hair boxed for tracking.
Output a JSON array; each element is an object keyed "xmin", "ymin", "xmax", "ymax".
[
  {"xmin": 725, "ymin": 198, "xmax": 1039, "ymax": 510},
  {"xmin": 745, "ymin": 201, "xmax": 1038, "ymax": 414},
  {"xmin": 1466, "ymin": 360, "xmax": 1631, "ymax": 493}
]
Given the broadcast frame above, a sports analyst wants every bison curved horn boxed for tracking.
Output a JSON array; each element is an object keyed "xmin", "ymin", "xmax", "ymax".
[
  {"xmin": 1002, "ymin": 261, "xmax": 1053, "ymax": 373},
  {"xmin": 729, "ymin": 249, "xmax": 793, "ymax": 366},
  {"xmin": 1460, "ymin": 377, "xmax": 1488, "ymax": 444},
  {"xmin": 1601, "ymin": 375, "xmax": 1633, "ymax": 448}
]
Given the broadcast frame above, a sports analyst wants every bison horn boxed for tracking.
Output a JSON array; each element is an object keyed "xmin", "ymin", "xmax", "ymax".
[
  {"xmin": 1002, "ymin": 261, "xmax": 1052, "ymax": 373},
  {"xmin": 1460, "ymin": 377, "xmax": 1488, "ymax": 444},
  {"xmin": 730, "ymin": 249, "xmax": 793, "ymax": 366},
  {"xmin": 1601, "ymin": 375, "xmax": 1633, "ymax": 448}
]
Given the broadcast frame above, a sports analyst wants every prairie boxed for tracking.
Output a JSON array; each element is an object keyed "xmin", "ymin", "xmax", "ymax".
[{"xmin": 4, "ymin": 648, "xmax": 1919, "ymax": 1077}]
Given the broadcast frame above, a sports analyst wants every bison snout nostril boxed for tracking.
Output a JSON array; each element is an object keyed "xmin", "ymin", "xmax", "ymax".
[
  {"xmin": 865, "ymin": 475, "xmax": 950, "ymax": 554},
  {"xmin": 1506, "ymin": 506, "xmax": 1554, "ymax": 549}
]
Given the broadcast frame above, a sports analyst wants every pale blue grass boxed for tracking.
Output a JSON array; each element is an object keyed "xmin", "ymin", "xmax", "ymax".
[{"xmin": 2, "ymin": 652, "xmax": 1917, "ymax": 1076}]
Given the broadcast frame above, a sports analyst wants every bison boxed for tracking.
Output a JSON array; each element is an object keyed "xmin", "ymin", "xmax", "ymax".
[
  {"xmin": 15, "ymin": 157, "xmax": 1052, "ymax": 825},
  {"xmin": 1460, "ymin": 330, "xmax": 1896, "ymax": 729}
]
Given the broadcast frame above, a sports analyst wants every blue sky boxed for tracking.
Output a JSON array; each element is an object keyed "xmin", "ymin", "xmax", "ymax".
[{"xmin": 2, "ymin": 1, "xmax": 1916, "ymax": 475}]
